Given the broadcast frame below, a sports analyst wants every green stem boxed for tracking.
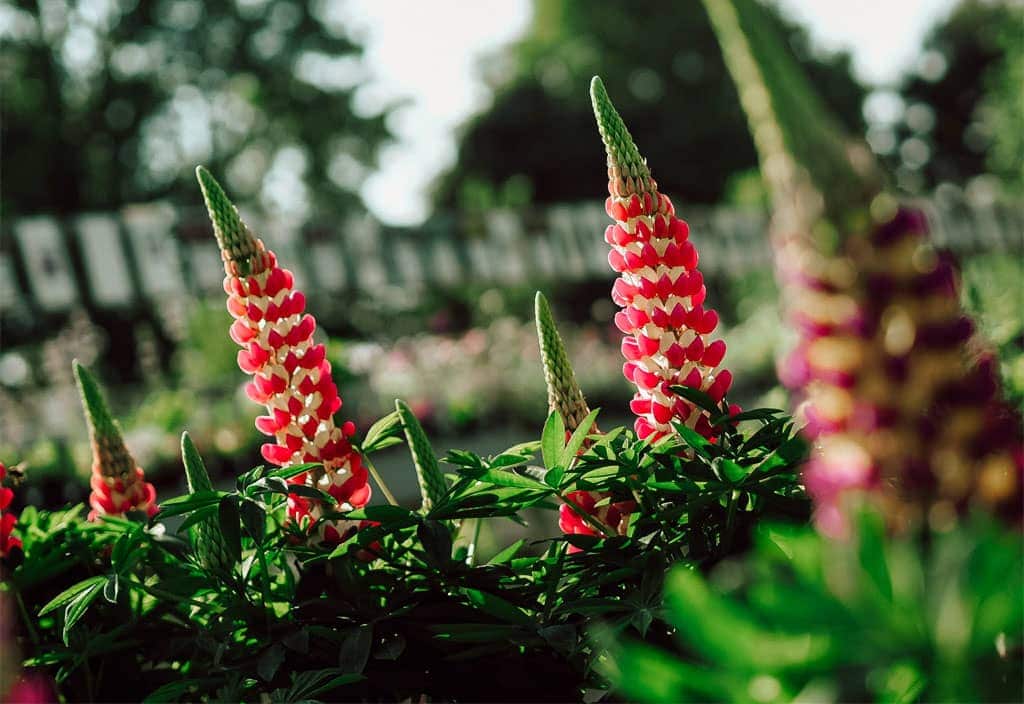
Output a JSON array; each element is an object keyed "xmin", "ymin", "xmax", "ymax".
[
  {"xmin": 465, "ymin": 519, "xmax": 482, "ymax": 566},
  {"xmin": 363, "ymin": 455, "xmax": 399, "ymax": 507},
  {"xmin": 12, "ymin": 584, "xmax": 41, "ymax": 645},
  {"xmin": 542, "ymin": 542, "xmax": 567, "ymax": 621},
  {"xmin": 722, "ymin": 489, "xmax": 740, "ymax": 554},
  {"xmin": 256, "ymin": 545, "xmax": 273, "ymax": 630}
]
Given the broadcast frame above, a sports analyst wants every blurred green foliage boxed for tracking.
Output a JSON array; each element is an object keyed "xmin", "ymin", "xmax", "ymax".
[
  {"xmin": 602, "ymin": 510, "xmax": 1023, "ymax": 703},
  {"xmin": 961, "ymin": 253, "xmax": 1024, "ymax": 410},
  {"xmin": 433, "ymin": 0, "xmax": 866, "ymax": 212},
  {"xmin": 1, "ymin": 0, "xmax": 391, "ymax": 217}
]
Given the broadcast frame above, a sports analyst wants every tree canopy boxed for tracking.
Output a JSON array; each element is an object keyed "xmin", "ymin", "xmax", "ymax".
[
  {"xmin": 432, "ymin": 0, "xmax": 867, "ymax": 212},
  {"xmin": 1, "ymin": 0, "xmax": 392, "ymax": 218}
]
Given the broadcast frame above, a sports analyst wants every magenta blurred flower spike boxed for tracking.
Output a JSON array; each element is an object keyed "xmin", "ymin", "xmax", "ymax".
[{"xmin": 704, "ymin": 0, "xmax": 1022, "ymax": 533}]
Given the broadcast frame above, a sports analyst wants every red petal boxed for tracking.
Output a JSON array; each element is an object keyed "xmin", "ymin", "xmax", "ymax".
[{"xmin": 702, "ymin": 340, "xmax": 726, "ymax": 367}]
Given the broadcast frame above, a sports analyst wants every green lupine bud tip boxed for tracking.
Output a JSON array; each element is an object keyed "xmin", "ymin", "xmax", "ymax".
[
  {"xmin": 195, "ymin": 166, "xmax": 261, "ymax": 274},
  {"xmin": 181, "ymin": 432, "xmax": 213, "ymax": 494},
  {"xmin": 589, "ymin": 76, "xmax": 650, "ymax": 182},
  {"xmin": 73, "ymin": 360, "xmax": 120, "ymax": 441},
  {"xmin": 395, "ymin": 399, "xmax": 447, "ymax": 512},
  {"xmin": 535, "ymin": 292, "xmax": 591, "ymax": 432}
]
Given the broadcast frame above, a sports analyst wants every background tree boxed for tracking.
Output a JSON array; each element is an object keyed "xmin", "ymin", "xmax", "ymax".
[
  {"xmin": 887, "ymin": 0, "xmax": 1022, "ymax": 193},
  {"xmin": 431, "ymin": 0, "xmax": 867, "ymax": 213},
  {"xmin": 1, "ymin": 0, "xmax": 392, "ymax": 218}
]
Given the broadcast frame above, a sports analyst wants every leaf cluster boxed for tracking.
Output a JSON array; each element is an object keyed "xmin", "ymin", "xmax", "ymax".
[{"xmin": 6, "ymin": 397, "xmax": 808, "ymax": 702}]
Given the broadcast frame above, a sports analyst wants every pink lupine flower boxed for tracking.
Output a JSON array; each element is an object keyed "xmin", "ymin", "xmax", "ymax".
[
  {"xmin": 73, "ymin": 363, "xmax": 158, "ymax": 521},
  {"xmin": 196, "ymin": 167, "xmax": 370, "ymax": 545},
  {"xmin": 705, "ymin": 0, "xmax": 1022, "ymax": 533},
  {"xmin": 591, "ymin": 77, "xmax": 737, "ymax": 445},
  {"xmin": 0, "ymin": 463, "xmax": 21, "ymax": 558}
]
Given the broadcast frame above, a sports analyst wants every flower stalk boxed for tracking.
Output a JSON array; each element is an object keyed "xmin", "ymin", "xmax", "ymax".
[
  {"xmin": 196, "ymin": 167, "xmax": 370, "ymax": 545},
  {"xmin": 73, "ymin": 361, "xmax": 158, "ymax": 520},
  {"xmin": 590, "ymin": 76, "xmax": 737, "ymax": 445}
]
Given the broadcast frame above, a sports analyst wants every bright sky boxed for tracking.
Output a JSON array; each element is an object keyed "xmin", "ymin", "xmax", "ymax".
[{"xmin": 346, "ymin": 0, "xmax": 959, "ymax": 226}]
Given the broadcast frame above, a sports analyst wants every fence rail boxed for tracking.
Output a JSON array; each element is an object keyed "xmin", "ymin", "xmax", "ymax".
[{"xmin": 2, "ymin": 185, "xmax": 1021, "ymax": 330}]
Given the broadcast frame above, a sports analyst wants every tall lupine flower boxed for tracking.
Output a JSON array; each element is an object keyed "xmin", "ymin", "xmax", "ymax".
[
  {"xmin": 73, "ymin": 362, "xmax": 158, "ymax": 520},
  {"xmin": 0, "ymin": 463, "xmax": 21, "ymax": 558},
  {"xmin": 195, "ymin": 167, "xmax": 369, "ymax": 544},
  {"xmin": 590, "ymin": 77, "xmax": 737, "ymax": 445},
  {"xmin": 535, "ymin": 292, "xmax": 634, "ymax": 543},
  {"xmin": 704, "ymin": 0, "xmax": 1022, "ymax": 533}
]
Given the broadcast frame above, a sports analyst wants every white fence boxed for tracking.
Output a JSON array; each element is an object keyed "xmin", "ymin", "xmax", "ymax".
[{"xmin": 2, "ymin": 186, "xmax": 1021, "ymax": 325}]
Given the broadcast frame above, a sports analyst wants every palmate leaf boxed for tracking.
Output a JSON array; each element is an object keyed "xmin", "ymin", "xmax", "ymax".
[{"xmin": 396, "ymin": 399, "xmax": 447, "ymax": 512}]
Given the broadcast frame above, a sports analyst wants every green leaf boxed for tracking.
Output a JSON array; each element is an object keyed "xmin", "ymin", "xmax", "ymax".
[
  {"xmin": 671, "ymin": 422, "xmax": 711, "ymax": 458},
  {"xmin": 181, "ymin": 431, "xmax": 213, "ymax": 493},
  {"xmin": 344, "ymin": 505, "xmax": 416, "ymax": 523},
  {"xmin": 711, "ymin": 407, "xmax": 783, "ymax": 426},
  {"xmin": 102, "ymin": 573, "xmax": 120, "ymax": 604},
  {"xmin": 662, "ymin": 567, "xmax": 832, "ymax": 670},
  {"xmin": 541, "ymin": 410, "xmax": 566, "ymax": 470},
  {"xmin": 670, "ymin": 385, "xmax": 721, "ymax": 415},
  {"xmin": 257, "ymin": 643, "xmax": 286, "ymax": 682},
  {"xmin": 459, "ymin": 588, "xmax": 533, "ymax": 626},
  {"xmin": 239, "ymin": 498, "xmax": 267, "ymax": 545},
  {"xmin": 63, "ymin": 581, "xmax": 105, "ymax": 644},
  {"xmin": 155, "ymin": 490, "xmax": 226, "ymax": 520},
  {"xmin": 544, "ymin": 465, "xmax": 565, "ymax": 490},
  {"xmin": 361, "ymin": 410, "xmax": 402, "ymax": 454},
  {"xmin": 110, "ymin": 530, "xmax": 144, "ymax": 575},
  {"xmin": 143, "ymin": 678, "xmax": 212, "ymax": 703},
  {"xmin": 283, "ymin": 670, "xmax": 363, "ymax": 700},
  {"xmin": 487, "ymin": 539, "xmax": 524, "ymax": 565},
  {"xmin": 418, "ymin": 520, "xmax": 453, "ymax": 570},
  {"xmin": 477, "ymin": 469, "xmax": 551, "ymax": 492},
  {"xmin": 855, "ymin": 507, "xmax": 893, "ymax": 602},
  {"xmin": 39, "ymin": 576, "xmax": 107, "ymax": 616},
  {"xmin": 752, "ymin": 436, "xmax": 808, "ymax": 476},
  {"xmin": 178, "ymin": 504, "xmax": 219, "ymax": 534},
  {"xmin": 337, "ymin": 625, "xmax": 373, "ymax": 675},
  {"xmin": 266, "ymin": 463, "xmax": 321, "ymax": 481},
  {"xmin": 718, "ymin": 458, "xmax": 749, "ymax": 483},
  {"xmin": 559, "ymin": 408, "xmax": 600, "ymax": 468},
  {"xmin": 489, "ymin": 453, "xmax": 531, "ymax": 469},
  {"xmin": 396, "ymin": 399, "xmax": 447, "ymax": 512},
  {"xmin": 286, "ymin": 483, "xmax": 336, "ymax": 503}
]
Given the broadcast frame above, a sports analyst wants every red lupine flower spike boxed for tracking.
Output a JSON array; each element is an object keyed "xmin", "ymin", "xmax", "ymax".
[
  {"xmin": 196, "ymin": 167, "xmax": 370, "ymax": 546},
  {"xmin": 72, "ymin": 362, "xmax": 158, "ymax": 521},
  {"xmin": 590, "ymin": 76, "xmax": 737, "ymax": 445}
]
